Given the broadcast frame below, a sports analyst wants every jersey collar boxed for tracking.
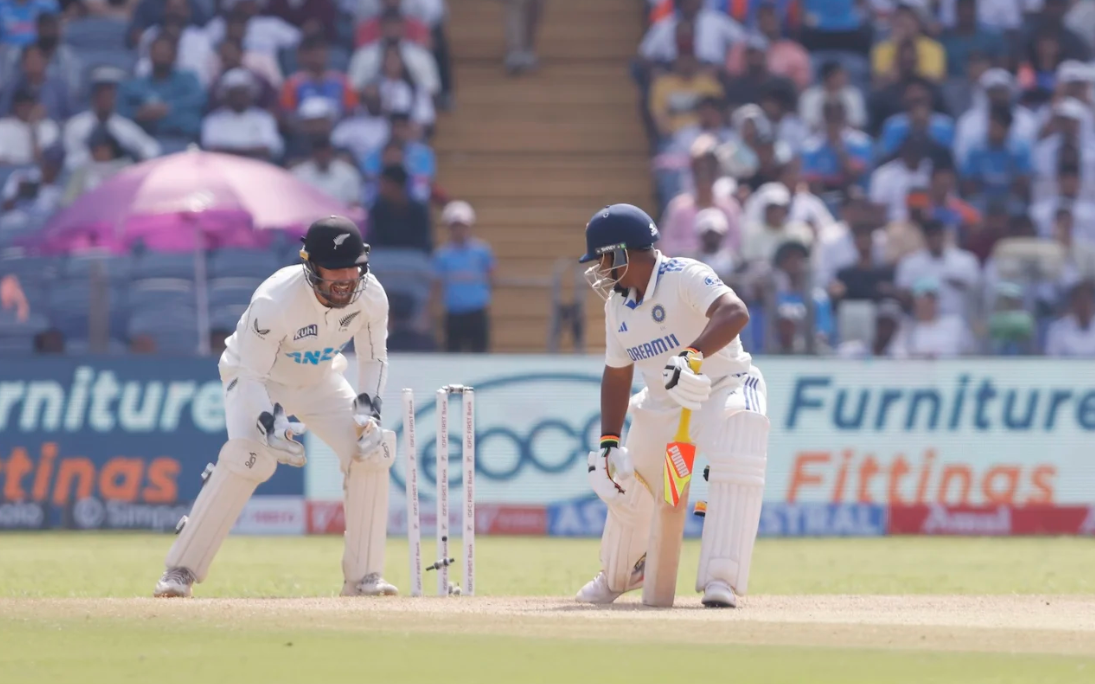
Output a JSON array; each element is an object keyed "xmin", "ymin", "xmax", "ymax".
[{"xmin": 623, "ymin": 251, "xmax": 664, "ymax": 310}]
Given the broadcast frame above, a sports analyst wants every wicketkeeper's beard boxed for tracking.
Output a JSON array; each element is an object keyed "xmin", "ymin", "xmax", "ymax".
[{"xmin": 314, "ymin": 277, "xmax": 364, "ymax": 308}]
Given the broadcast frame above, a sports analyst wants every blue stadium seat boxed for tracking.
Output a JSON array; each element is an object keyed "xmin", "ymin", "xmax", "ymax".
[
  {"xmin": 210, "ymin": 305, "xmax": 247, "ymax": 331},
  {"xmin": 64, "ymin": 17, "xmax": 128, "ymax": 51},
  {"xmin": 208, "ymin": 277, "xmax": 260, "ymax": 309},
  {"xmin": 130, "ymin": 252, "xmax": 198, "ymax": 280},
  {"xmin": 0, "ymin": 309, "xmax": 49, "ymax": 354},
  {"xmin": 207, "ymin": 248, "xmax": 281, "ymax": 279},
  {"xmin": 127, "ymin": 278, "xmax": 195, "ymax": 313},
  {"xmin": 0, "ymin": 251, "xmax": 63, "ymax": 283},
  {"xmin": 63, "ymin": 251, "xmax": 132, "ymax": 284},
  {"xmin": 127, "ymin": 309, "xmax": 200, "ymax": 355},
  {"xmin": 65, "ymin": 337, "xmax": 128, "ymax": 355},
  {"xmin": 46, "ymin": 284, "xmax": 92, "ymax": 339}
]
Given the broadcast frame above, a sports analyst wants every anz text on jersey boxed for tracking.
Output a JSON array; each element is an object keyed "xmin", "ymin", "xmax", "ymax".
[{"xmin": 285, "ymin": 347, "xmax": 343, "ymax": 365}]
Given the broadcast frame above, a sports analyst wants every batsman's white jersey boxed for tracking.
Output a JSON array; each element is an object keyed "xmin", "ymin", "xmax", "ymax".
[{"xmin": 219, "ymin": 265, "xmax": 389, "ymax": 464}]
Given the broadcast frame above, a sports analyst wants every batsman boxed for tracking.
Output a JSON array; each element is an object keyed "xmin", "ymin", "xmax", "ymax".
[
  {"xmin": 576, "ymin": 204, "xmax": 769, "ymax": 608},
  {"xmin": 154, "ymin": 216, "xmax": 400, "ymax": 598}
]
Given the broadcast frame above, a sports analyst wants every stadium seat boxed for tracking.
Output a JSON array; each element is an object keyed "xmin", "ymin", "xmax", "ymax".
[
  {"xmin": 208, "ymin": 277, "xmax": 261, "ymax": 309},
  {"xmin": 46, "ymin": 284, "xmax": 93, "ymax": 339},
  {"xmin": 63, "ymin": 251, "xmax": 132, "ymax": 284},
  {"xmin": 0, "ymin": 309, "xmax": 49, "ymax": 354},
  {"xmin": 64, "ymin": 17, "xmax": 128, "ymax": 51},
  {"xmin": 207, "ymin": 248, "xmax": 281, "ymax": 279},
  {"xmin": 127, "ymin": 309, "xmax": 200, "ymax": 355},
  {"xmin": 836, "ymin": 300, "xmax": 878, "ymax": 348},
  {"xmin": 210, "ymin": 305, "xmax": 247, "ymax": 331},
  {"xmin": 130, "ymin": 252, "xmax": 198, "ymax": 280},
  {"xmin": 127, "ymin": 278, "xmax": 196, "ymax": 313}
]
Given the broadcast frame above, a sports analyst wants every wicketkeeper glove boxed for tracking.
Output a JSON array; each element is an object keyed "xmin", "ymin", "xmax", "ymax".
[
  {"xmin": 662, "ymin": 348, "xmax": 710, "ymax": 411},
  {"xmin": 587, "ymin": 434, "xmax": 635, "ymax": 503},
  {"xmin": 256, "ymin": 403, "xmax": 307, "ymax": 467},
  {"xmin": 354, "ymin": 393, "xmax": 395, "ymax": 466}
]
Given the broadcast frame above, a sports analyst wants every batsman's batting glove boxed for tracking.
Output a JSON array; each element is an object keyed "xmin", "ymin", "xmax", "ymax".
[
  {"xmin": 587, "ymin": 434, "xmax": 635, "ymax": 504},
  {"xmin": 257, "ymin": 403, "xmax": 307, "ymax": 467},
  {"xmin": 662, "ymin": 348, "xmax": 710, "ymax": 411}
]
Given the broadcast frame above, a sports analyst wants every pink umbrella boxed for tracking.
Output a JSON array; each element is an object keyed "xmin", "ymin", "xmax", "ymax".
[{"xmin": 36, "ymin": 149, "xmax": 364, "ymax": 254}]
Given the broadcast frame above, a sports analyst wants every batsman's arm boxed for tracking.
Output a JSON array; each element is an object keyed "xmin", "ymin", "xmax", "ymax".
[
  {"xmin": 680, "ymin": 264, "xmax": 750, "ymax": 357},
  {"xmin": 600, "ymin": 363, "xmax": 634, "ymax": 438}
]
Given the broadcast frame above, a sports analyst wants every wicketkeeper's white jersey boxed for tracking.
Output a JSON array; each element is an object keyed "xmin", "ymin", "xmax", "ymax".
[
  {"xmin": 604, "ymin": 252, "xmax": 752, "ymax": 409},
  {"xmin": 219, "ymin": 265, "xmax": 389, "ymax": 396}
]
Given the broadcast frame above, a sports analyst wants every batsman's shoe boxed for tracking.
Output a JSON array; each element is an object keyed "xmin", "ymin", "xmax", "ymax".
[
  {"xmin": 341, "ymin": 573, "xmax": 399, "ymax": 597},
  {"xmin": 575, "ymin": 571, "xmax": 642, "ymax": 604},
  {"xmin": 701, "ymin": 580, "xmax": 737, "ymax": 608},
  {"xmin": 154, "ymin": 567, "xmax": 196, "ymax": 598}
]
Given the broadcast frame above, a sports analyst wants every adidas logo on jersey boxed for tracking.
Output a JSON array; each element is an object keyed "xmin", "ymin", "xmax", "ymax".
[{"xmin": 618, "ymin": 322, "xmax": 628, "ymax": 333}]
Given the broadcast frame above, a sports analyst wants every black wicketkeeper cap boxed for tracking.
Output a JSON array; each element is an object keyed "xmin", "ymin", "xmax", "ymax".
[{"xmin": 300, "ymin": 216, "xmax": 369, "ymax": 269}]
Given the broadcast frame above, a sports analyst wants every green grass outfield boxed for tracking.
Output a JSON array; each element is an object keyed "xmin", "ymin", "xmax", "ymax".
[{"xmin": 1, "ymin": 534, "xmax": 1093, "ymax": 684}]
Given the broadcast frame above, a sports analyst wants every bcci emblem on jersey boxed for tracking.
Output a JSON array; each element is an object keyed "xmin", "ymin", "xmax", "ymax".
[{"xmin": 652, "ymin": 304, "xmax": 666, "ymax": 323}]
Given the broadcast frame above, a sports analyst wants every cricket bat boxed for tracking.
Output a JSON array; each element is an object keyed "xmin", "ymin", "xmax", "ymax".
[{"xmin": 642, "ymin": 353, "xmax": 702, "ymax": 608}]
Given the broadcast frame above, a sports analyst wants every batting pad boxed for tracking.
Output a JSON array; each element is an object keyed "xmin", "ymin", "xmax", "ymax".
[
  {"xmin": 342, "ymin": 431, "xmax": 396, "ymax": 585},
  {"xmin": 696, "ymin": 411, "xmax": 769, "ymax": 596},
  {"xmin": 600, "ymin": 478, "xmax": 654, "ymax": 593},
  {"xmin": 166, "ymin": 439, "xmax": 277, "ymax": 582}
]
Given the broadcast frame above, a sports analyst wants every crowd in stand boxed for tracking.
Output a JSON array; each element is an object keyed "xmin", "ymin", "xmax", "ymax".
[
  {"xmin": 639, "ymin": 0, "xmax": 1095, "ymax": 358},
  {"xmin": 0, "ymin": 0, "xmax": 499, "ymax": 355}
]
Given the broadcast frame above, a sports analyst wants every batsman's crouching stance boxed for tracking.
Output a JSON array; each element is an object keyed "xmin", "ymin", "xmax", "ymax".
[
  {"xmin": 155, "ymin": 216, "xmax": 400, "ymax": 599},
  {"xmin": 576, "ymin": 204, "xmax": 769, "ymax": 608}
]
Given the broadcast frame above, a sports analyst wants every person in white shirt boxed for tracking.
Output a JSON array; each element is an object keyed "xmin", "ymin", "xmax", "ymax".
[
  {"xmin": 136, "ymin": 0, "xmax": 218, "ymax": 87},
  {"xmin": 743, "ymin": 177, "xmax": 835, "ymax": 232},
  {"xmin": 62, "ymin": 67, "xmax": 161, "ymax": 172},
  {"xmin": 1032, "ymin": 99, "xmax": 1093, "ymax": 189},
  {"xmin": 575, "ymin": 203, "xmax": 767, "ymax": 609},
  {"xmin": 687, "ymin": 206, "xmax": 736, "ymax": 280},
  {"xmin": 201, "ymin": 68, "xmax": 284, "ymax": 161},
  {"xmin": 154, "ymin": 217, "xmax": 399, "ymax": 599},
  {"xmin": 869, "ymin": 135, "xmax": 934, "ymax": 222},
  {"xmin": 890, "ymin": 276, "xmax": 976, "ymax": 358},
  {"xmin": 332, "ymin": 83, "xmax": 391, "ymax": 160},
  {"xmin": 348, "ymin": 11, "xmax": 440, "ymax": 94},
  {"xmin": 292, "ymin": 135, "xmax": 363, "ymax": 207},
  {"xmin": 895, "ymin": 219, "xmax": 980, "ymax": 317},
  {"xmin": 355, "ymin": 0, "xmax": 447, "ymax": 26},
  {"xmin": 813, "ymin": 195, "xmax": 888, "ymax": 289},
  {"xmin": 937, "ymin": 0, "xmax": 1022, "ymax": 31},
  {"xmin": 638, "ymin": 0, "xmax": 744, "ymax": 66},
  {"xmin": 376, "ymin": 43, "xmax": 436, "ymax": 129},
  {"xmin": 1045, "ymin": 279, "xmax": 1095, "ymax": 357},
  {"xmin": 204, "ymin": 0, "xmax": 302, "ymax": 56},
  {"xmin": 0, "ymin": 88, "xmax": 59, "ymax": 166},
  {"xmin": 1031, "ymin": 165, "xmax": 1095, "ymax": 243},
  {"xmin": 952, "ymin": 69, "xmax": 1037, "ymax": 168},
  {"xmin": 739, "ymin": 184, "xmax": 814, "ymax": 299},
  {"xmin": 799, "ymin": 61, "xmax": 867, "ymax": 133}
]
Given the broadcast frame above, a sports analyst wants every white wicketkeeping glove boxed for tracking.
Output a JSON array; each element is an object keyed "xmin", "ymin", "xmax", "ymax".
[
  {"xmin": 587, "ymin": 436, "xmax": 635, "ymax": 503},
  {"xmin": 353, "ymin": 393, "xmax": 396, "ymax": 467},
  {"xmin": 256, "ymin": 403, "xmax": 307, "ymax": 467},
  {"xmin": 662, "ymin": 349, "xmax": 710, "ymax": 411}
]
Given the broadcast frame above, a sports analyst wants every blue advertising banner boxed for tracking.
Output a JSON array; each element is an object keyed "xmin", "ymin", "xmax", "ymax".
[{"xmin": 0, "ymin": 358, "xmax": 304, "ymax": 529}]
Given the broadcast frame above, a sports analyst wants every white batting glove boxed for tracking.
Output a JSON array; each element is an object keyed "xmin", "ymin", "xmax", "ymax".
[
  {"xmin": 662, "ymin": 349, "xmax": 710, "ymax": 411},
  {"xmin": 256, "ymin": 403, "xmax": 307, "ymax": 467},
  {"xmin": 587, "ymin": 436, "xmax": 635, "ymax": 503}
]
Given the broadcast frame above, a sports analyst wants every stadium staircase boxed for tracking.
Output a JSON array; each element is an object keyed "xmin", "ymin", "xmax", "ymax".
[{"xmin": 434, "ymin": 0, "xmax": 650, "ymax": 353}]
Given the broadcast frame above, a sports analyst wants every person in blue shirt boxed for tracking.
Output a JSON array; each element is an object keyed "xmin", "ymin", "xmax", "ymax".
[
  {"xmin": 939, "ymin": 0, "xmax": 1004, "ymax": 79},
  {"xmin": 798, "ymin": 0, "xmax": 871, "ymax": 54},
  {"xmin": 361, "ymin": 111, "xmax": 436, "ymax": 205},
  {"xmin": 0, "ymin": 0, "xmax": 58, "ymax": 48},
  {"xmin": 432, "ymin": 200, "xmax": 495, "ymax": 353},
  {"xmin": 960, "ymin": 105, "xmax": 1033, "ymax": 205},
  {"xmin": 801, "ymin": 98, "xmax": 872, "ymax": 196},
  {"xmin": 877, "ymin": 78, "xmax": 954, "ymax": 160},
  {"xmin": 117, "ymin": 35, "xmax": 206, "ymax": 141},
  {"xmin": 771, "ymin": 240, "xmax": 834, "ymax": 353}
]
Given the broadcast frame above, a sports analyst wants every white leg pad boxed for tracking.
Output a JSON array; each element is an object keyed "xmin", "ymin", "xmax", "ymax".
[
  {"xmin": 696, "ymin": 411, "xmax": 769, "ymax": 596},
  {"xmin": 600, "ymin": 479, "xmax": 655, "ymax": 592},
  {"xmin": 165, "ymin": 439, "xmax": 277, "ymax": 582},
  {"xmin": 342, "ymin": 431, "xmax": 396, "ymax": 584}
]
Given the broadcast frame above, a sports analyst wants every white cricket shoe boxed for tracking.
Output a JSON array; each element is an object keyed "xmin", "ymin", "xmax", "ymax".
[
  {"xmin": 701, "ymin": 580, "xmax": 737, "ymax": 608},
  {"xmin": 154, "ymin": 567, "xmax": 195, "ymax": 598},
  {"xmin": 575, "ymin": 571, "xmax": 642, "ymax": 605},
  {"xmin": 341, "ymin": 572, "xmax": 399, "ymax": 597}
]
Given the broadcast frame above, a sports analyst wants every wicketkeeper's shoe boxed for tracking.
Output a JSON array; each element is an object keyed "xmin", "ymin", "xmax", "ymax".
[
  {"xmin": 575, "ymin": 571, "xmax": 642, "ymax": 605},
  {"xmin": 154, "ymin": 567, "xmax": 195, "ymax": 598},
  {"xmin": 341, "ymin": 572, "xmax": 399, "ymax": 597},
  {"xmin": 701, "ymin": 580, "xmax": 737, "ymax": 608}
]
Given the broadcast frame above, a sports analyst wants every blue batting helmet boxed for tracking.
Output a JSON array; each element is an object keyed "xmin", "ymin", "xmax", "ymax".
[{"xmin": 578, "ymin": 204, "xmax": 659, "ymax": 263}]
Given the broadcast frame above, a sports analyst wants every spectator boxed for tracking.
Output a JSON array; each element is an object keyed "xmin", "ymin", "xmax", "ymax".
[
  {"xmin": 941, "ymin": 49, "xmax": 990, "ymax": 118},
  {"xmin": 1032, "ymin": 99, "xmax": 1092, "ymax": 191},
  {"xmin": 368, "ymin": 164, "xmax": 431, "ymax": 252},
  {"xmin": 0, "ymin": 274, "xmax": 29, "ymax": 321},
  {"xmin": 362, "ymin": 111, "xmax": 436, "ymax": 204},
  {"xmin": 830, "ymin": 221, "xmax": 896, "ymax": 303},
  {"xmin": 938, "ymin": 0, "xmax": 1021, "ymax": 32},
  {"xmin": 0, "ymin": 42, "xmax": 71, "ymax": 120},
  {"xmin": 1, "ymin": 12, "xmax": 81, "ymax": 102},
  {"xmin": 78, "ymin": 0, "xmax": 139, "ymax": 20},
  {"xmin": 1023, "ymin": 0, "xmax": 1091, "ymax": 63},
  {"xmin": 1044, "ymin": 279, "xmax": 1095, "ymax": 356},
  {"xmin": 61, "ymin": 126, "xmax": 133, "ymax": 205},
  {"xmin": 264, "ymin": 0, "xmax": 337, "ymax": 42},
  {"xmin": 281, "ymin": 34, "xmax": 356, "ymax": 119},
  {"xmin": 127, "ymin": 0, "xmax": 212, "ymax": 47},
  {"xmin": 963, "ymin": 200, "xmax": 1011, "ymax": 264},
  {"xmin": 432, "ymin": 200, "xmax": 494, "ymax": 353},
  {"xmin": 355, "ymin": 0, "xmax": 452, "ymax": 105},
  {"xmin": 869, "ymin": 134, "xmax": 933, "ymax": 222},
  {"xmin": 118, "ymin": 36, "xmax": 207, "ymax": 142},
  {"xmin": 1019, "ymin": 27, "xmax": 1068, "ymax": 102},
  {"xmin": 376, "ymin": 42, "xmax": 435, "ymax": 130},
  {"xmin": 742, "ymin": 166, "xmax": 836, "ymax": 231},
  {"xmin": 986, "ymin": 281, "xmax": 1036, "ymax": 356},
  {"xmin": 129, "ymin": 333, "xmax": 158, "ymax": 353},
  {"xmin": 759, "ymin": 80, "xmax": 807, "ymax": 153},
  {"xmin": 724, "ymin": 34, "xmax": 796, "ymax": 108},
  {"xmin": 284, "ymin": 96, "xmax": 336, "ymax": 166},
  {"xmin": 799, "ymin": 60, "xmax": 867, "ymax": 133},
  {"xmin": 348, "ymin": 9, "xmax": 440, "ymax": 95},
  {"xmin": 137, "ymin": 0, "xmax": 217, "ymax": 87},
  {"xmin": 739, "ymin": 184, "xmax": 813, "ymax": 267},
  {"xmin": 895, "ymin": 219, "xmax": 980, "ymax": 317},
  {"xmin": 889, "ymin": 276, "xmax": 975, "ymax": 358},
  {"xmin": 688, "ymin": 207, "xmax": 736, "ymax": 281},
  {"xmin": 332, "ymin": 83, "xmax": 390, "ymax": 161},
  {"xmin": 1066, "ymin": 0, "xmax": 1095, "ymax": 52},
  {"xmin": 0, "ymin": 86, "xmax": 58, "ymax": 165},
  {"xmin": 801, "ymin": 99, "xmax": 873, "ymax": 197},
  {"xmin": 926, "ymin": 164, "xmax": 980, "ymax": 240},
  {"xmin": 291, "ymin": 134, "xmax": 363, "ymax": 207},
  {"xmin": 203, "ymin": 0, "xmax": 301, "ymax": 57},
  {"xmin": 867, "ymin": 39, "xmax": 948, "ymax": 133},
  {"xmin": 209, "ymin": 11, "xmax": 285, "ymax": 87},
  {"xmin": 386, "ymin": 291, "xmax": 436, "ymax": 351},
  {"xmin": 660, "ymin": 137, "xmax": 742, "ymax": 256},
  {"xmin": 814, "ymin": 193, "xmax": 888, "ymax": 288},
  {"xmin": 796, "ymin": 0, "xmax": 871, "ymax": 55},
  {"xmin": 953, "ymin": 69, "xmax": 1038, "ymax": 168},
  {"xmin": 725, "ymin": 3, "xmax": 811, "ymax": 90},
  {"xmin": 356, "ymin": 0, "xmax": 431, "ymax": 48},
  {"xmin": 503, "ymin": 0, "xmax": 543, "ymax": 75},
  {"xmin": 208, "ymin": 38, "xmax": 278, "ymax": 111},
  {"xmin": 871, "ymin": 4, "xmax": 945, "ymax": 84},
  {"xmin": 649, "ymin": 52, "xmax": 724, "ymax": 142},
  {"xmin": 638, "ymin": 0, "xmax": 744, "ymax": 68},
  {"xmin": 771, "ymin": 301, "xmax": 808, "ymax": 354},
  {"xmin": 877, "ymin": 78, "xmax": 955, "ymax": 159},
  {"xmin": 0, "ymin": 144, "xmax": 63, "ymax": 231},
  {"xmin": 667, "ymin": 94, "xmax": 732, "ymax": 154},
  {"xmin": 772, "ymin": 240, "xmax": 834, "ymax": 350},
  {"xmin": 201, "ymin": 68, "xmax": 283, "ymax": 161},
  {"xmin": 63, "ymin": 66, "xmax": 160, "ymax": 171},
  {"xmin": 1031, "ymin": 164, "xmax": 1095, "ymax": 241},
  {"xmin": 0, "ymin": 0, "xmax": 58, "ymax": 48},
  {"xmin": 33, "ymin": 328, "xmax": 64, "ymax": 353},
  {"xmin": 836, "ymin": 297, "xmax": 902, "ymax": 358},
  {"xmin": 960, "ymin": 105, "xmax": 1033, "ymax": 205},
  {"xmin": 938, "ymin": 0, "xmax": 1006, "ymax": 79}
]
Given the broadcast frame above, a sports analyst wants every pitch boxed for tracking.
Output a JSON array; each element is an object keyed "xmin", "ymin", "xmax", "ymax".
[{"xmin": 2, "ymin": 534, "xmax": 1094, "ymax": 683}]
